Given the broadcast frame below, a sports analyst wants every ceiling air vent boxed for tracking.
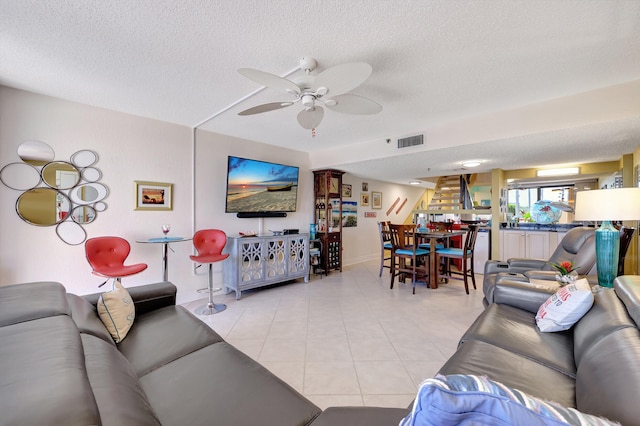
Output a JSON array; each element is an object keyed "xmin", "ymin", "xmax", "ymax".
[{"xmin": 397, "ymin": 134, "xmax": 424, "ymax": 149}]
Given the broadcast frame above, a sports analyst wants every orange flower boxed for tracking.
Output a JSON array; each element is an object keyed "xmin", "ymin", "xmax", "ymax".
[{"xmin": 551, "ymin": 260, "xmax": 574, "ymax": 275}]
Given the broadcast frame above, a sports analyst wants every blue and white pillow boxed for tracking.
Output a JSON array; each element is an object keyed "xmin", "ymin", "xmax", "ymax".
[{"xmin": 400, "ymin": 374, "xmax": 619, "ymax": 426}]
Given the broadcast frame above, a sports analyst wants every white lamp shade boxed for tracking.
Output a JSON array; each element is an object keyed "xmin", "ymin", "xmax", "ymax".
[{"xmin": 574, "ymin": 187, "xmax": 640, "ymax": 221}]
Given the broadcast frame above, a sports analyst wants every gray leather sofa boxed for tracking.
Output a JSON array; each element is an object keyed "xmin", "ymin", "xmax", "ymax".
[
  {"xmin": 5, "ymin": 276, "xmax": 640, "ymax": 425},
  {"xmin": 0, "ymin": 281, "xmax": 409, "ymax": 426},
  {"xmin": 439, "ymin": 275, "xmax": 640, "ymax": 425},
  {"xmin": 482, "ymin": 226, "xmax": 596, "ymax": 305}
]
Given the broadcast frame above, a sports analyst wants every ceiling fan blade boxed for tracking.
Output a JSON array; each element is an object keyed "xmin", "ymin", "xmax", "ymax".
[
  {"xmin": 312, "ymin": 62, "xmax": 372, "ymax": 97},
  {"xmin": 297, "ymin": 106, "xmax": 324, "ymax": 129},
  {"xmin": 238, "ymin": 68, "xmax": 301, "ymax": 95},
  {"xmin": 238, "ymin": 102, "xmax": 294, "ymax": 116},
  {"xmin": 324, "ymin": 94, "xmax": 382, "ymax": 114}
]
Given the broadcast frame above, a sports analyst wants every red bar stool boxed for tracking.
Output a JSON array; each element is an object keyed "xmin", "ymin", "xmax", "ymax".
[
  {"xmin": 85, "ymin": 236, "xmax": 148, "ymax": 286},
  {"xmin": 190, "ymin": 229, "xmax": 229, "ymax": 315}
]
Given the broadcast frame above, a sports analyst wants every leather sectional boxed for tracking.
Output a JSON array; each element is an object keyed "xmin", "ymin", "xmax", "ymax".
[
  {"xmin": 0, "ymin": 281, "xmax": 408, "ymax": 425},
  {"xmin": 2, "ymin": 275, "xmax": 640, "ymax": 425}
]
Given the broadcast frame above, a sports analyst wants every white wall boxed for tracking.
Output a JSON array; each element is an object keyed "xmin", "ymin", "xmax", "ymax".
[
  {"xmin": 0, "ymin": 86, "xmax": 426, "ymax": 303},
  {"xmin": 340, "ymin": 175, "xmax": 425, "ymax": 265},
  {"xmin": 0, "ymin": 86, "xmax": 194, "ymax": 300}
]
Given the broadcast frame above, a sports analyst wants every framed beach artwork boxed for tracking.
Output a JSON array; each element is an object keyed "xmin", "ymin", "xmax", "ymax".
[
  {"xmin": 361, "ymin": 192, "xmax": 370, "ymax": 206},
  {"xmin": 342, "ymin": 184, "xmax": 352, "ymax": 198},
  {"xmin": 372, "ymin": 191, "xmax": 382, "ymax": 209},
  {"xmin": 135, "ymin": 181, "xmax": 173, "ymax": 211},
  {"xmin": 341, "ymin": 201, "xmax": 358, "ymax": 227}
]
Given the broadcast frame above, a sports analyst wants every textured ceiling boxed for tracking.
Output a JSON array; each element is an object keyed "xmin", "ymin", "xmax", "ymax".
[{"xmin": 2, "ymin": 0, "xmax": 640, "ymax": 185}]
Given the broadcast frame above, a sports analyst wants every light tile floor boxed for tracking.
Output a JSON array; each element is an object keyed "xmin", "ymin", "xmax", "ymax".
[{"xmin": 182, "ymin": 259, "xmax": 486, "ymax": 410}]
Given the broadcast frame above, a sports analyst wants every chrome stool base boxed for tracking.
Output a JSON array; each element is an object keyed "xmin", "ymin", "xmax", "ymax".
[{"xmin": 195, "ymin": 302, "xmax": 227, "ymax": 315}]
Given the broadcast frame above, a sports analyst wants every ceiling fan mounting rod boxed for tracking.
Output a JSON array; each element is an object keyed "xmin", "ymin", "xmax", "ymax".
[
  {"xmin": 299, "ymin": 57, "xmax": 317, "ymax": 74},
  {"xmin": 193, "ymin": 64, "xmax": 301, "ymax": 129}
]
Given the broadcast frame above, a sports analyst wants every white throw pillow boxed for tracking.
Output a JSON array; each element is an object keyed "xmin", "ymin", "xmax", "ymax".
[
  {"xmin": 97, "ymin": 280, "xmax": 135, "ymax": 343},
  {"xmin": 536, "ymin": 278, "xmax": 594, "ymax": 332}
]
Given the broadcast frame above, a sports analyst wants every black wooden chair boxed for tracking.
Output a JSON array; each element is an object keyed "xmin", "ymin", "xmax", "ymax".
[
  {"xmin": 377, "ymin": 221, "xmax": 392, "ymax": 277},
  {"xmin": 618, "ymin": 226, "xmax": 636, "ymax": 276},
  {"xmin": 389, "ymin": 224, "xmax": 429, "ymax": 294},
  {"xmin": 436, "ymin": 224, "xmax": 479, "ymax": 294}
]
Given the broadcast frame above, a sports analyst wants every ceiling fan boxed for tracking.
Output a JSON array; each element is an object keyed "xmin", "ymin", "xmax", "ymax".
[{"xmin": 237, "ymin": 57, "xmax": 382, "ymax": 130}]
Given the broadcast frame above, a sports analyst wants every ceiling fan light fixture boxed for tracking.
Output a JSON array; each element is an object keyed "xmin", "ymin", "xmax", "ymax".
[{"xmin": 302, "ymin": 94, "xmax": 315, "ymax": 108}]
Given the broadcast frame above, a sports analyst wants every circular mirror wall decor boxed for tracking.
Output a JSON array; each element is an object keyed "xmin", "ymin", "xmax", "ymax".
[
  {"xmin": 41, "ymin": 161, "xmax": 81, "ymax": 189},
  {"xmin": 71, "ymin": 205, "xmax": 97, "ymax": 224},
  {"xmin": 17, "ymin": 140, "xmax": 55, "ymax": 166},
  {"xmin": 1, "ymin": 141, "xmax": 106, "ymax": 244},
  {"xmin": 81, "ymin": 167, "xmax": 102, "ymax": 182},
  {"xmin": 56, "ymin": 221, "xmax": 87, "ymax": 246},
  {"xmin": 16, "ymin": 188, "xmax": 71, "ymax": 226},
  {"xmin": 0, "ymin": 162, "xmax": 41, "ymax": 190},
  {"xmin": 70, "ymin": 150, "xmax": 98, "ymax": 168},
  {"xmin": 70, "ymin": 182, "xmax": 108, "ymax": 205}
]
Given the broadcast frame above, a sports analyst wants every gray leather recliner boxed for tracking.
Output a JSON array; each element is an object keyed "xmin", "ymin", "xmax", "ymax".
[{"xmin": 482, "ymin": 226, "xmax": 596, "ymax": 305}]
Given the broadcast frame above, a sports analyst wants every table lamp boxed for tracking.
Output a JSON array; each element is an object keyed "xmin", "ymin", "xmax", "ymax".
[{"xmin": 574, "ymin": 187, "xmax": 640, "ymax": 287}]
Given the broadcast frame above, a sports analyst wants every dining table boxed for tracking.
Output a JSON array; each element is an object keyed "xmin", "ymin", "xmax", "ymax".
[{"xmin": 414, "ymin": 229, "xmax": 467, "ymax": 289}]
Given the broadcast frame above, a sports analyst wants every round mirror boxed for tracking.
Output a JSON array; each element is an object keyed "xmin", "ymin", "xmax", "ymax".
[
  {"xmin": 0, "ymin": 162, "xmax": 41, "ymax": 190},
  {"xmin": 41, "ymin": 161, "xmax": 80, "ymax": 189},
  {"xmin": 70, "ymin": 150, "xmax": 98, "ymax": 168},
  {"xmin": 77, "ymin": 185, "xmax": 99, "ymax": 202},
  {"xmin": 71, "ymin": 182, "xmax": 108, "ymax": 205},
  {"xmin": 71, "ymin": 205, "xmax": 97, "ymax": 224},
  {"xmin": 81, "ymin": 167, "xmax": 102, "ymax": 182},
  {"xmin": 17, "ymin": 140, "xmax": 55, "ymax": 166},
  {"xmin": 56, "ymin": 221, "xmax": 87, "ymax": 245},
  {"xmin": 94, "ymin": 201, "xmax": 108, "ymax": 212},
  {"xmin": 16, "ymin": 188, "xmax": 71, "ymax": 226}
]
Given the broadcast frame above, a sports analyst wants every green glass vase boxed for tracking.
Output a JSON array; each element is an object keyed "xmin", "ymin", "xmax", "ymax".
[{"xmin": 595, "ymin": 220, "xmax": 620, "ymax": 288}]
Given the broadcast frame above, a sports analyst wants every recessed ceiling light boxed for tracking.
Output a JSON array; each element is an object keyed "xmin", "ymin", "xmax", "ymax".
[
  {"xmin": 409, "ymin": 181, "xmax": 421, "ymax": 185},
  {"xmin": 536, "ymin": 167, "xmax": 579, "ymax": 177},
  {"xmin": 462, "ymin": 160, "xmax": 481, "ymax": 168}
]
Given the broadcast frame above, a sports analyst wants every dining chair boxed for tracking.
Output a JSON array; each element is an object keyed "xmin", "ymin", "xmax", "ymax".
[
  {"xmin": 378, "ymin": 221, "xmax": 392, "ymax": 277},
  {"xmin": 436, "ymin": 224, "xmax": 479, "ymax": 294},
  {"xmin": 416, "ymin": 227, "xmax": 445, "ymax": 251},
  {"xmin": 389, "ymin": 223, "xmax": 429, "ymax": 294},
  {"xmin": 618, "ymin": 226, "xmax": 635, "ymax": 276},
  {"xmin": 85, "ymin": 236, "xmax": 148, "ymax": 287},
  {"xmin": 431, "ymin": 221, "xmax": 454, "ymax": 232}
]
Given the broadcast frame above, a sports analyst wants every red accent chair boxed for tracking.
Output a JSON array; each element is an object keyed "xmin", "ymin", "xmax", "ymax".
[
  {"xmin": 190, "ymin": 229, "xmax": 230, "ymax": 315},
  {"xmin": 85, "ymin": 236, "xmax": 147, "ymax": 285}
]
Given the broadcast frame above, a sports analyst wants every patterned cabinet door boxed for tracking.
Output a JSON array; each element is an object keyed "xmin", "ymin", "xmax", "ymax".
[
  {"xmin": 288, "ymin": 236, "xmax": 309, "ymax": 274},
  {"xmin": 265, "ymin": 238, "xmax": 287, "ymax": 279},
  {"xmin": 240, "ymin": 239, "xmax": 264, "ymax": 284}
]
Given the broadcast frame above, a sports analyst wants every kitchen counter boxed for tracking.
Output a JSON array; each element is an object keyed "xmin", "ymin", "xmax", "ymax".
[{"xmin": 500, "ymin": 223, "xmax": 588, "ymax": 232}]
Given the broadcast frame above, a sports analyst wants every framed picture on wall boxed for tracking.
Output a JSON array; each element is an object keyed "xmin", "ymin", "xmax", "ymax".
[
  {"xmin": 135, "ymin": 181, "xmax": 173, "ymax": 211},
  {"xmin": 361, "ymin": 192, "xmax": 370, "ymax": 206},
  {"xmin": 362, "ymin": 182, "xmax": 369, "ymax": 191},
  {"xmin": 371, "ymin": 191, "xmax": 382, "ymax": 209},
  {"xmin": 342, "ymin": 184, "xmax": 352, "ymax": 198}
]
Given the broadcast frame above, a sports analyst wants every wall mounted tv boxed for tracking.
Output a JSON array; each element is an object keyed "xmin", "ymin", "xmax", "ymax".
[{"xmin": 225, "ymin": 156, "xmax": 299, "ymax": 216}]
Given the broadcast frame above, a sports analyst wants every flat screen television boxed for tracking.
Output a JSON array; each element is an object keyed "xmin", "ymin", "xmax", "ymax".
[{"xmin": 225, "ymin": 156, "xmax": 299, "ymax": 214}]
